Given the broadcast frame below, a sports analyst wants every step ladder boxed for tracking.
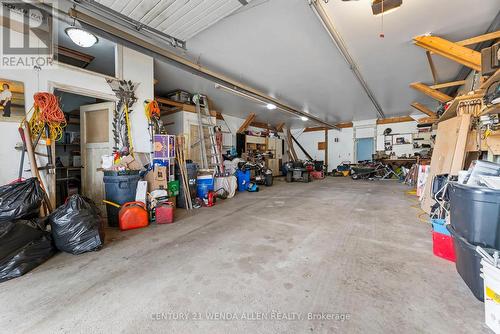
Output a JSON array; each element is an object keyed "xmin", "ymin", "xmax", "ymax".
[{"xmin": 192, "ymin": 94, "xmax": 224, "ymax": 174}]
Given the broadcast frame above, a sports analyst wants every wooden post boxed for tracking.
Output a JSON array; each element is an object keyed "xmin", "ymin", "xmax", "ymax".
[{"xmin": 324, "ymin": 129, "xmax": 329, "ymax": 173}]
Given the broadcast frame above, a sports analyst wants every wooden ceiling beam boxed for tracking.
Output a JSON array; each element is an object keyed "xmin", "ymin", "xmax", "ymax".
[
  {"xmin": 418, "ymin": 116, "xmax": 438, "ymax": 124},
  {"xmin": 376, "ymin": 116, "xmax": 415, "ymax": 125},
  {"xmin": 413, "ymin": 35, "xmax": 481, "ymax": 71},
  {"xmin": 410, "ymin": 82, "xmax": 453, "ymax": 103},
  {"xmin": 237, "ymin": 113, "xmax": 256, "ymax": 133},
  {"xmin": 426, "ymin": 51, "xmax": 439, "ymax": 84},
  {"xmin": 275, "ymin": 122, "xmax": 285, "ymax": 132},
  {"xmin": 456, "ymin": 31, "xmax": 500, "ymax": 47},
  {"xmin": 430, "ymin": 80, "xmax": 466, "ymax": 90},
  {"xmin": 411, "ymin": 102, "xmax": 437, "ymax": 118}
]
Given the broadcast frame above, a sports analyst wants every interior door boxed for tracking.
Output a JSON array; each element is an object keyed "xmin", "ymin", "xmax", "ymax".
[
  {"xmin": 80, "ymin": 102, "xmax": 114, "ymax": 214},
  {"xmin": 356, "ymin": 138, "xmax": 374, "ymax": 162}
]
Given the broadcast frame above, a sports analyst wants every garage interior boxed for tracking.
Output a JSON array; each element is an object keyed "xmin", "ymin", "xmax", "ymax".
[{"xmin": 0, "ymin": 0, "xmax": 500, "ymax": 333}]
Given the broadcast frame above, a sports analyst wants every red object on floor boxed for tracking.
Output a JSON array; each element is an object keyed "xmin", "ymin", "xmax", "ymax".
[
  {"xmin": 310, "ymin": 171, "xmax": 324, "ymax": 179},
  {"xmin": 155, "ymin": 202, "xmax": 174, "ymax": 224},
  {"xmin": 432, "ymin": 231, "xmax": 456, "ymax": 262},
  {"xmin": 119, "ymin": 201, "xmax": 149, "ymax": 231}
]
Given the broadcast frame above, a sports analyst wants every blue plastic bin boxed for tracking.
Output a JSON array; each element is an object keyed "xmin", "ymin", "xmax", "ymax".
[
  {"xmin": 236, "ymin": 170, "xmax": 251, "ymax": 192},
  {"xmin": 431, "ymin": 219, "xmax": 450, "ymax": 236},
  {"xmin": 197, "ymin": 175, "xmax": 214, "ymax": 199}
]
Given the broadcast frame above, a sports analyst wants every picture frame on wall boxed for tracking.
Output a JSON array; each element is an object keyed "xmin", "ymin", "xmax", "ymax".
[{"xmin": 0, "ymin": 79, "xmax": 25, "ymax": 122}]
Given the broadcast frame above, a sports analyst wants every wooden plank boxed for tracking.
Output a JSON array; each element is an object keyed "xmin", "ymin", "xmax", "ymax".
[
  {"xmin": 335, "ymin": 122, "xmax": 353, "ymax": 128},
  {"xmin": 430, "ymin": 80, "xmax": 466, "ymax": 90},
  {"xmin": 411, "ymin": 102, "xmax": 437, "ymax": 117},
  {"xmin": 410, "ymin": 82, "xmax": 453, "ymax": 103},
  {"xmin": 237, "ymin": 113, "xmax": 256, "ymax": 133},
  {"xmin": 324, "ymin": 129, "xmax": 329, "ymax": 170},
  {"xmin": 156, "ymin": 96, "xmax": 196, "ymax": 113},
  {"xmin": 304, "ymin": 127, "xmax": 329, "ymax": 132},
  {"xmin": 414, "ymin": 35, "xmax": 481, "ymax": 71},
  {"xmin": 276, "ymin": 122, "xmax": 285, "ymax": 132},
  {"xmin": 417, "ymin": 116, "xmax": 438, "ymax": 124},
  {"xmin": 376, "ymin": 116, "xmax": 414, "ymax": 125},
  {"xmin": 456, "ymin": 31, "xmax": 500, "ymax": 47},
  {"xmin": 57, "ymin": 45, "xmax": 95, "ymax": 64},
  {"xmin": 426, "ymin": 51, "xmax": 439, "ymax": 84}
]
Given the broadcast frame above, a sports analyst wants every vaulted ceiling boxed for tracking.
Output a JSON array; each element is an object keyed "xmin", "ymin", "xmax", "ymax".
[{"xmin": 93, "ymin": 0, "xmax": 499, "ymax": 127}]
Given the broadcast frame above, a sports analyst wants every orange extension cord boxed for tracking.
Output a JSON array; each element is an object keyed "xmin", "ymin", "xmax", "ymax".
[
  {"xmin": 144, "ymin": 100, "xmax": 160, "ymax": 121},
  {"xmin": 28, "ymin": 92, "xmax": 67, "ymax": 142}
]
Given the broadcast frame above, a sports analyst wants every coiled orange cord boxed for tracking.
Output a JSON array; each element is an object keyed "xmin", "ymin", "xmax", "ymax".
[
  {"xmin": 144, "ymin": 100, "xmax": 160, "ymax": 121},
  {"xmin": 28, "ymin": 93, "xmax": 66, "ymax": 141}
]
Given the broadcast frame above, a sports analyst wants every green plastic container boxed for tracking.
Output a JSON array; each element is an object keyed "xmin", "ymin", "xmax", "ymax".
[{"xmin": 168, "ymin": 180, "xmax": 180, "ymax": 197}]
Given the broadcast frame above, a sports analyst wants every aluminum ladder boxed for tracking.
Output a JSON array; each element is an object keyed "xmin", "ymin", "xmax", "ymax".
[{"xmin": 192, "ymin": 94, "xmax": 223, "ymax": 174}]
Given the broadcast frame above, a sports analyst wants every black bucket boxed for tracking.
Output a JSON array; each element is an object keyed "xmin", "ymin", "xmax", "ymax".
[
  {"xmin": 449, "ymin": 182, "xmax": 500, "ymax": 248},
  {"xmin": 103, "ymin": 171, "xmax": 140, "ymax": 227},
  {"xmin": 447, "ymin": 225, "xmax": 485, "ymax": 301}
]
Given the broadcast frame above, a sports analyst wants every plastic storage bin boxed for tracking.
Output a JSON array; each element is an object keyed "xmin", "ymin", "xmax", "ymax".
[
  {"xmin": 449, "ymin": 182, "xmax": 500, "ymax": 248},
  {"xmin": 197, "ymin": 175, "xmax": 214, "ymax": 199},
  {"xmin": 236, "ymin": 170, "xmax": 251, "ymax": 192},
  {"xmin": 432, "ymin": 231, "xmax": 456, "ymax": 262},
  {"xmin": 481, "ymin": 259, "xmax": 500, "ymax": 334},
  {"xmin": 448, "ymin": 225, "xmax": 485, "ymax": 301},
  {"xmin": 431, "ymin": 219, "xmax": 450, "ymax": 236},
  {"xmin": 103, "ymin": 171, "xmax": 140, "ymax": 227}
]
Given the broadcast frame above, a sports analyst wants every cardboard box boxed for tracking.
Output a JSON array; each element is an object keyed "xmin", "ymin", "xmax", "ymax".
[{"xmin": 145, "ymin": 166, "xmax": 168, "ymax": 192}]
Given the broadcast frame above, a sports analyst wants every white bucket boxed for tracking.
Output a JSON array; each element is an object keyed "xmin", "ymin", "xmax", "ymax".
[{"xmin": 481, "ymin": 259, "xmax": 500, "ymax": 334}]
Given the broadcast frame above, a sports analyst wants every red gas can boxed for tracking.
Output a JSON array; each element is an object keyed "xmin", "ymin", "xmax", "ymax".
[
  {"xmin": 155, "ymin": 202, "xmax": 174, "ymax": 224},
  {"xmin": 119, "ymin": 201, "xmax": 149, "ymax": 231}
]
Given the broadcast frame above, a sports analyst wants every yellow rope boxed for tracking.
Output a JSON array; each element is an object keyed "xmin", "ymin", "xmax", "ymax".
[{"xmin": 124, "ymin": 104, "xmax": 134, "ymax": 157}]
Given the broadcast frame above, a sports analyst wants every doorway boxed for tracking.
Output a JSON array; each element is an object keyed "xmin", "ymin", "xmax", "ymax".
[
  {"xmin": 356, "ymin": 138, "xmax": 374, "ymax": 162},
  {"xmin": 53, "ymin": 90, "xmax": 113, "ymax": 208}
]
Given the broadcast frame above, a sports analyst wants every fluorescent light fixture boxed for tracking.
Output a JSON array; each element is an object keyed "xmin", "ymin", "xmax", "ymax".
[
  {"xmin": 65, "ymin": 27, "xmax": 98, "ymax": 48},
  {"xmin": 371, "ymin": 0, "xmax": 402, "ymax": 16},
  {"xmin": 300, "ymin": 116, "xmax": 309, "ymax": 121},
  {"xmin": 266, "ymin": 103, "xmax": 277, "ymax": 110}
]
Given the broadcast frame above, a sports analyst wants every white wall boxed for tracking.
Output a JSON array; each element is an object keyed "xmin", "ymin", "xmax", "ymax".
[{"xmin": 0, "ymin": 47, "xmax": 154, "ymax": 186}]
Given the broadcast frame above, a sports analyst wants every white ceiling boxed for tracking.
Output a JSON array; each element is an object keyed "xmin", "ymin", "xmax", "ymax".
[
  {"xmin": 152, "ymin": 0, "xmax": 499, "ymax": 127},
  {"xmin": 94, "ymin": 0, "xmax": 254, "ymax": 41}
]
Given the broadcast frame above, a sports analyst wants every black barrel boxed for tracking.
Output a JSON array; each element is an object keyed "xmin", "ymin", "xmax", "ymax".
[
  {"xmin": 103, "ymin": 171, "xmax": 140, "ymax": 227},
  {"xmin": 449, "ymin": 182, "xmax": 500, "ymax": 248}
]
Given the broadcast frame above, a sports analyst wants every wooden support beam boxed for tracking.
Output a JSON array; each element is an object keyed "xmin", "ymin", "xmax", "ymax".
[
  {"xmin": 430, "ymin": 80, "xmax": 466, "ymax": 90},
  {"xmin": 304, "ymin": 127, "xmax": 329, "ymax": 133},
  {"xmin": 276, "ymin": 122, "xmax": 285, "ymax": 132},
  {"xmin": 411, "ymin": 102, "xmax": 437, "ymax": 118},
  {"xmin": 215, "ymin": 112, "xmax": 224, "ymax": 120},
  {"xmin": 456, "ymin": 31, "xmax": 500, "ymax": 47},
  {"xmin": 324, "ymin": 129, "xmax": 329, "ymax": 170},
  {"xmin": 418, "ymin": 116, "xmax": 438, "ymax": 124},
  {"xmin": 335, "ymin": 122, "xmax": 353, "ymax": 128},
  {"xmin": 426, "ymin": 51, "xmax": 439, "ymax": 84},
  {"xmin": 413, "ymin": 35, "xmax": 481, "ymax": 71},
  {"xmin": 376, "ymin": 116, "xmax": 414, "ymax": 125},
  {"xmin": 250, "ymin": 121, "xmax": 270, "ymax": 130},
  {"xmin": 237, "ymin": 113, "xmax": 256, "ymax": 133},
  {"xmin": 410, "ymin": 82, "xmax": 453, "ymax": 103}
]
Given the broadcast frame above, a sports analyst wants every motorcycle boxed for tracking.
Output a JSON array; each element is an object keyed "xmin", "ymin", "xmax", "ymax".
[{"xmin": 238, "ymin": 153, "xmax": 274, "ymax": 187}]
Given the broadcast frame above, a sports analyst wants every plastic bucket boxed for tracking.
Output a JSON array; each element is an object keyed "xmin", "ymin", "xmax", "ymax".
[
  {"xmin": 196, "ymin": 175, "xmax": 214, "ymax": 199},
  {"xmin": 449, "ymin": 182, "xmax": 500, "ymax": 248},
  {"xmin": 481, "ymin": 259, "xmax": 500, "ymax": 333},
  {"xmin": 448, "ymin": 224, "xmax": 485, "ymax": 301},
  {"xmin": 103, "ymin": 172, "xmax": 140, "ymax": 227},
  {"xmin": 236, "ymin": 170, "xmax": 250, "ymax": 192}
]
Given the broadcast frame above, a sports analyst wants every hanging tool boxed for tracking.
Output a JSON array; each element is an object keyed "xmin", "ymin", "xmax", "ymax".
[{"xmin": 192, "ymin": 94, "xmax": 224, "ymax": 174}]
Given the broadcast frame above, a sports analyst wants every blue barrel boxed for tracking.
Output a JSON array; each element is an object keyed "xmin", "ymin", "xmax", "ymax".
[
  {"xmin": 236, "ymin": 170, "xmax": 250, "ymax": 192},
  {"xmin": 196, "ymin": 175, "xmax": 214, "ymax": 199},
  {"xmin": 103, "ymin": 171, "xmax": 140, "ymax": 227}
]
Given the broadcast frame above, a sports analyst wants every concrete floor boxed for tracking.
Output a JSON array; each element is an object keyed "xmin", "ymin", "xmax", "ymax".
[{"xmin": 0, "ymin": 178, "xmax": 490, "ymax": 333}]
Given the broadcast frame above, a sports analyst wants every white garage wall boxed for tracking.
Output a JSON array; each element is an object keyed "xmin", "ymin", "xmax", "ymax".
[{"xmin": 0, "ymin": 46, "xmax": 153, "ymax": 186}]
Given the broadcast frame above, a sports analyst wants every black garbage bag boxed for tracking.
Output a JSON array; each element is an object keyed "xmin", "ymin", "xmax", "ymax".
[
  {"xmin": 49, "ymin": 195, "xmax": 103, "ymax": 255},
  {"xmin": 0, "ymin": 221, "xmax": 56, "ymax": 283},
  {"xmin": 0, "ymin": 178, "xmax": 45, "ymax": 223}
]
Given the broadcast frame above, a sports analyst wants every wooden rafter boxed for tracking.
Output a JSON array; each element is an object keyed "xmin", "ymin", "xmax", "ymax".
[
  {"xmin": 376, "ymin": 116, "xmax": 414, "ymax": 125},
  {"xmin": 411, "ymin": 102, "xmax": 437, "ymax": 118},
  {"xmin": 410, "ymin": 82, "xmax": 453, "ymax": 103},
  {"xmin": 418, "ymin": 116, "xmax": 438, "ymax": 124},
  {"xmin": 426, "ymin": 51, "xmax": 439, "ymax": 84},
  {"xmin": 430, "ymin": 80, "xmax": 466, "ymax": 90},
  {"xmin": 456, "ymin": 31, "xmax": 500, "ymax": 47},
  {"xmin": 237, "ymin": 113, "xmax": 256, "ymax": 133},
  {"xmin": 275, "ymin": 122, "xmax": 285, "ymax": 132},
  {"xmin": 250, "ymin": 121, "xmax": 270, "ymax": 130},
  {"xmin": 413, "ymin": 35, "xmax": 481, "ymax": 71},
  {"xmin": 304, "ymin": 127, "xmax": 330, "ymax": 133}
]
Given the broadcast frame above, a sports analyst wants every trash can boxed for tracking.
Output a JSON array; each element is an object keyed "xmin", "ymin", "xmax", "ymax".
[
  {"xmin": 103, "ymin": 171, "xmax": 140, "ymax": 227},
  {"xmin": 176, "ymin": 162, "xmax": 198, "ymax": 208},
  {"xmin": 449, "ymin": 182, "xmax": 500, "ymax": 248}
]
